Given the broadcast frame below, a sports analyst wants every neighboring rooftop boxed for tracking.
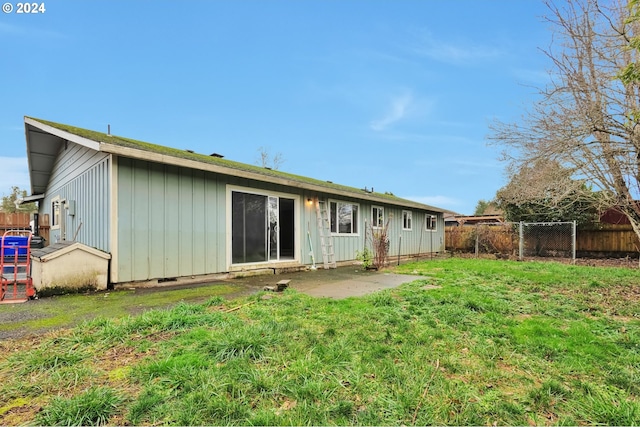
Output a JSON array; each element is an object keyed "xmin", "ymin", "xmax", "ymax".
[
  {"xmin": 445, "ymin": 213, "xmax": 504, "ymax": 226},
  {"xmin": 24, "ymin": 116, "xmax": 444, "ymax": 213}
]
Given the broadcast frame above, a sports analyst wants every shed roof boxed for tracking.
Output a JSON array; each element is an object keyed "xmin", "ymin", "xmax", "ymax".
[
  {"xmin": 31, "ymin": 241, "xmax": 112, "ymax": 261},
  {"xmin": 24, "ymin": 116, "xmax": 444, "ymax": 213}
]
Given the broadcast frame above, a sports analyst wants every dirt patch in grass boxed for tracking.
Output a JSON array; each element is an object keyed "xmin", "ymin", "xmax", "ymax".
[
  {"xmin": 0, "ymin": 328, "xmax": 72, "ymax": 359},
  {"xmin": 454, "ymin": 251, "xmax": 640, "ymax": 269},
  {"xmin": 0, "ymin": 266, "xmax": 424, "ymax": 342},
  {"xmin": 0, "ymin": 402, "xmax": 41, "ymax": 426},
  {"xmin": 0, "ymin": 283, "xmax": 249, "ymax": 341},
  {"xmin": 556, "ymin": 283, "xmax": 640, "ymax": 317}
]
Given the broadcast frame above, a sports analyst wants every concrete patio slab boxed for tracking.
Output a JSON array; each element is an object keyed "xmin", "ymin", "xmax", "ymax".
[{"xmin": 227, "ymin": 265, "xmax": 425, "ymax": 299}]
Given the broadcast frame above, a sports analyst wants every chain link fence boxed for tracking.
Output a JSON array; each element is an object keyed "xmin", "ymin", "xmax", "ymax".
[
  {"xmin": 473, "ymin": 221, "xmax": 576, "ymax": 261},
  {"xmin": 520, "ymin": 222, "xmax": 576, "ymax": 259}
]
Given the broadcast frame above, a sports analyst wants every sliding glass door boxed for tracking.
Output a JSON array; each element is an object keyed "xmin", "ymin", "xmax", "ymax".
[
  {"xmin": 232, "ymin": 192, "xmax": 267, "ymax": 264},
  {"xmin": 231, "ymin": 191, "xmax": 295, "ymax": 264}
]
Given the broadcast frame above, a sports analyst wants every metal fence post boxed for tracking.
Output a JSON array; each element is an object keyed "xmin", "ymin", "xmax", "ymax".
[
  {"xmin": 572, "ymin": 220, "xmax": 576, "ymax": 263},
  {"xmin": 475, "ymin": 224, "xmax": 479, "ymax": 258},
  {"xmin": 519, "ymin": 221, "xmax": 524, "ymax": 260}
]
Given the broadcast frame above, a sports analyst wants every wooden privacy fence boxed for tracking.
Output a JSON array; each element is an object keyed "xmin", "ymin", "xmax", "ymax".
[
  {"xmin": 577, "ymin": 224, "xmax": 640, "ymax": 255},
  {"xmin": 0, "ymin": 212, "xmax": 50, "ymax": 244},
  {"xmin": 445, "ymin": 223, "xmax": 516, "ymax": 254},
  {"xmin": 446, "ymin": 223, "xmax": 640, "ymax": 257},
  {"xmin": 0, "ymin": 212, "xmax": 30, "ymax": 231}
]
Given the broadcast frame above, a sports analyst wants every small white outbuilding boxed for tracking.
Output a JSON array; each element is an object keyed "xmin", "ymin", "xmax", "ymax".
[{"xmin": 31, "ymin": 242, "xmax": 111, "ymax": 292}]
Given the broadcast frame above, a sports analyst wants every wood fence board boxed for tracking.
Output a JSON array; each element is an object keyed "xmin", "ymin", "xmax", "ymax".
[
  {"xmin": 0, "ymin": 212, "xmax": 30, "ymax": 230},
  {"xmin": 446, "ymin": 224, "xmax": 640, "ymax": 254}
]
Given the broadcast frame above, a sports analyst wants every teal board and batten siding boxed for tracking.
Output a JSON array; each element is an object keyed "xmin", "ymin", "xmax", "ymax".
[
  {"xmin": 310, "ymin": 195, "xmax": 444, "ymax": 264},
  {"xmin": 389, "ymin": 206, "xmax": 444, "ymax": 256},
  {"xmin": 40, "ymin": 142, "xmax": 111, "ymax": 252},
  {"xmin": 116, "ymin": 158, "xmax": 227, "ymax": 283},
  {"xmin": 116, "ymin": 159, "xmax": 322, "ymax": 282},
  {"xmin": 115, "ymin": 157, "xmax": 443, "ymax": 283}
]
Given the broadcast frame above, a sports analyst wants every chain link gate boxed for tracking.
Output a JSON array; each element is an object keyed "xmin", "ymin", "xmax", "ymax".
[
  {"xmin": 474, "ymin": 221, "xmax": 576, "ymax": 262},
  {"xmin": 519, "ymin": 221, "xmax": 576, "ymax": 261}
]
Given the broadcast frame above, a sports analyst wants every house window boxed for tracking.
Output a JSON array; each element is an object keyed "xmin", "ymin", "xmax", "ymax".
[
  {"xmin": 402, "ymin": 210, "xmax": 412, "ymax": 230},
  {"xmin": 372, "ymin": 206, "xmax": 384, "ymax": 228},
  {"xmin": 51, "ymin": 197, "xmax": 61, "ymax": 229},
  {"xmin": 230, "ymin": 189, "xmax": 297, "ymax": 264},
  {"xmin": 330, "ymin": 201, "xmax": 358, "ymax": 234},
  {"xmin": 426, "ymin": 214, "xmax": 437, "ymax": 231}
]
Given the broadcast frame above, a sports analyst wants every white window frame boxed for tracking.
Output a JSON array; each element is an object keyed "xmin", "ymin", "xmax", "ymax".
[
  {"xmin": 226, "ymin": 184, "xmax": 301, "ymax": 267},
  {"xmin": 329, "ymin": 200, "xmax": 359, "ymax": 235},
  {"xmin": 425, "ymin": 214, "xmax": 437, "ymax": 232},
  {"xmin": 402, "ymin": 210, "xmax": 412, "ymax": 231},
  {"xmin": 372, "ymin": 205, "xmax": 384, "ymax": 229},
  {"xmin": 51, "ymin": 196, "xmax": 61, "ymax": 230}
]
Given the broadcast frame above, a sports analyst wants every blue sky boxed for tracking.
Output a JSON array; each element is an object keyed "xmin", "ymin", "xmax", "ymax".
[{"xmin": 1, "ymin": 1, "xmax": 553, "ymax": 214}]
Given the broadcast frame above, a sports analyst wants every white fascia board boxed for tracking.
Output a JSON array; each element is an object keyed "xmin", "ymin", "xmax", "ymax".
[
  {"xmin": 25, "ymin": 118, "xmax": 101, "ymax": 151},
  {"xmin": 102, "ymin": 143, "xmax": 443, "ymax": 212},
  {"xmin": 36, "ymin": 242, "xmax": 112, "ymax": 262},
  {"xmin": 18, "ymin": 194, "xmax": 45, "ymax": 204}
]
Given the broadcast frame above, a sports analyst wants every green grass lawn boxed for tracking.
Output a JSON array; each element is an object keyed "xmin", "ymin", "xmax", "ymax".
[
  {"xmin": 1, "ymin": 258, "xmax": 639, "ymax": 425},
  {"xmin": 0, "ymin": 283, "xmax": 242, "ymax": 339}
]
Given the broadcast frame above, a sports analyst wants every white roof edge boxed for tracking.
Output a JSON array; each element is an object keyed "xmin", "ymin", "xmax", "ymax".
[
  {"xmin": 25, "ymin": 117, "xmax": 102, "ymax": 151},
  {"xmin": 18, "ymin": 194, "xmax": 45, "ymax": 204},
  {"xmin": 36, "ymin": 242, "xmax": 112, "ymax": 261}
]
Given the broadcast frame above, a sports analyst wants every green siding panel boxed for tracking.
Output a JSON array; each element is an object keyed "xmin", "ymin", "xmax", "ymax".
[
  {"xmin": 118, "ymin": 158, "xmax": 228, "ymax": 282},
  {"xmin": 116, "ymin": 158, "xmax": 445, "ymax": 283},
  {"xmin": 149, "ymin": 162, "xmax": 166, "ymax": 279}
]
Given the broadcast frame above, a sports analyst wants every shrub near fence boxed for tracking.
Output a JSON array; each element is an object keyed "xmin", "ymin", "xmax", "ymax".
[
  {"xmin": 476, "ymin": 223, "xmax": 519, "ymax": 256},
  {"xmin": 446, "ymin": 223, "xmax": 640, "ymax": 259},
  {"xmin": 445, "ymin": 223, "xmax": 521, "ymax": 257}
]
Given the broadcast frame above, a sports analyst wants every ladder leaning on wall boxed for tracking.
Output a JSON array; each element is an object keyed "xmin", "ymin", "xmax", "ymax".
[{"xmin": 315, "ymin": 199, "xmax": 336, "ymax": 269}]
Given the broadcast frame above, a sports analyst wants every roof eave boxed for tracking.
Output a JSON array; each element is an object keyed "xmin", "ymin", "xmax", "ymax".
[
  {"xmin": 103, "ymin": 143, "xmax": 442, "ymax": 212},
  {"xmin": 25, "ymin": 117, "xmax": 101, "ymax": 151},
  {"xmin": 25, "ymin": 117, "xmax": 444, "ymax": 213}
]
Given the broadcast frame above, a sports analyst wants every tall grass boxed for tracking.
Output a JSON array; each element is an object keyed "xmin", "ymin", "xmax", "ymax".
[
  {"xmin": 35, "ymin": 386, "xmax": 123, "ymax": 426},
  {"xmin": 0, "ymin": 258, "xmax": 639, "ymax": 425}
]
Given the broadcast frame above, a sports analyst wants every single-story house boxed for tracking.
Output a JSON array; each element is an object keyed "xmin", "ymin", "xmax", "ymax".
[{"xmin": 23, "ymin": 117, "xmax": 445, "ymax": 287}]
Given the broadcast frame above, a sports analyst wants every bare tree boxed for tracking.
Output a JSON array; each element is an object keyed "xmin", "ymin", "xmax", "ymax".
[
  {"xmin": 489, "ymin": 0, "xmax": 640, "ymax": 240},
  {"xmin": 255, "ymin": 146, "xmax": 284, "ymax": 170}
]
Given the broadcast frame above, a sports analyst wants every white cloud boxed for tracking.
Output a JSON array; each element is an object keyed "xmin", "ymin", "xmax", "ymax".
[
  {"xmin": 0, "ymin": 157, "xmax": 30, "ymax": 196},
  {"xmin": 370, "ymin": 93, "xmax": 413, "ymax": 132},
  {"xmin": 410, "ymin": 30, "xmax": 505, "ymax": 65},
  {"xmin": 369, "ymin": 92, "xmax": 436, "ymax": 133}
]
